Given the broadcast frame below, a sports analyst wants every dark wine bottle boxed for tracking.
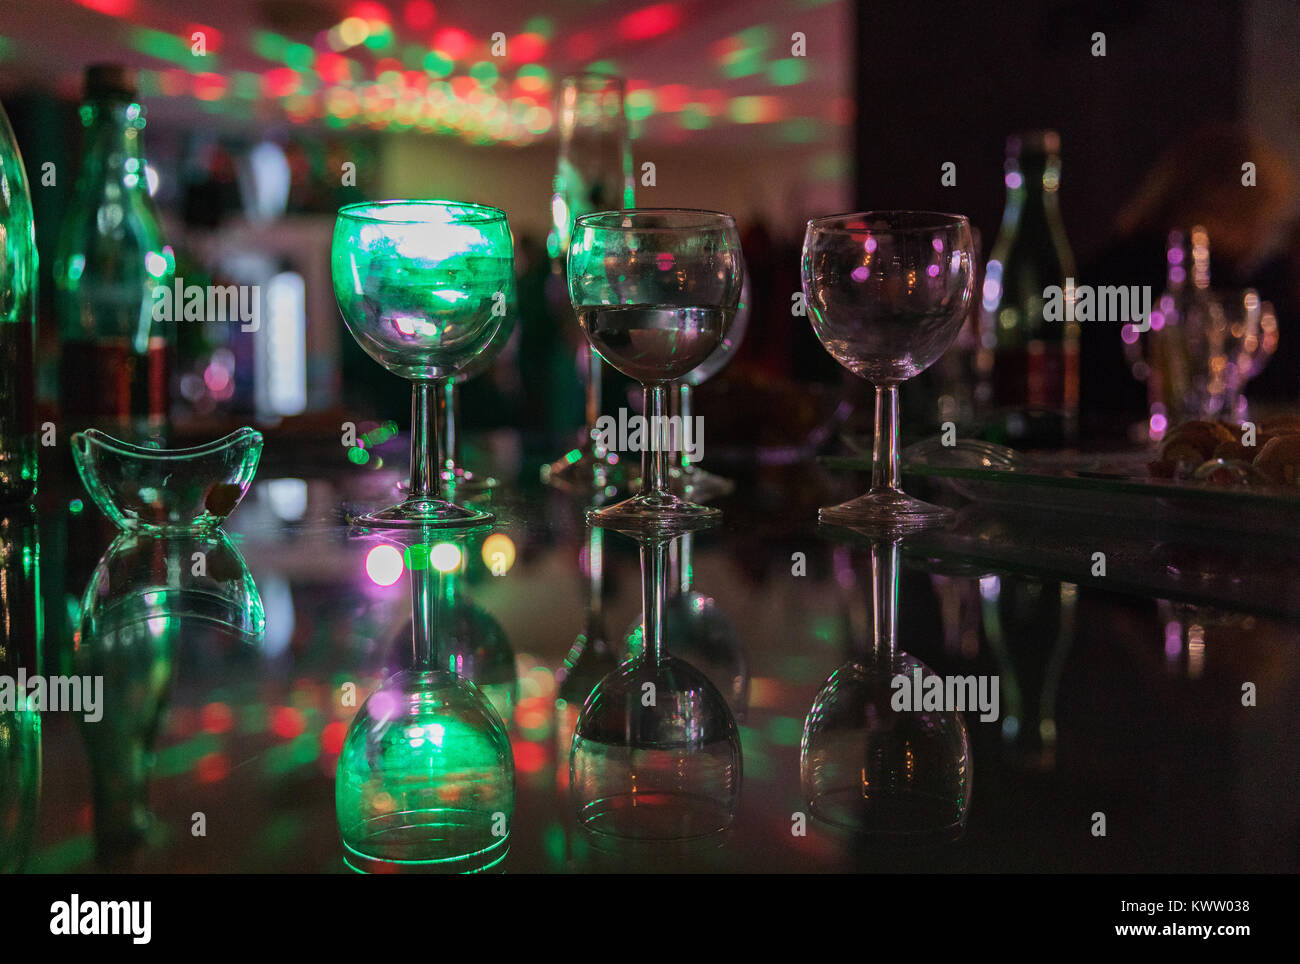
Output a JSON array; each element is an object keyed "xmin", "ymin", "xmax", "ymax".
[
  {"xmin": 54, "ymin": 64, "xmax": 172, "ymax": 439},
  {"xmin": 978, "ymin": 131, "xmax": 1078, "ymax": 446},
  {"xmin": 0, "ymin": 99, "xmax": 38, "ymax": 503}
]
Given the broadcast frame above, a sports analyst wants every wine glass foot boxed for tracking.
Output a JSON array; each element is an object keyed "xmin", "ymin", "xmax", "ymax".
[
  {"xmin": 672, "ymin": 465, "xmax": 734, "ymax": 503},
  {"xmin": 542, "ymin": 441, "xmax": 637, "ymax": 495},
  {"xmin": 586, "ymin": 493, "xmax": 719, "ymax": 533},
  {"xmin": 819, "ymin": 489, "xmax": 952, "ymax": 530},
  {"xmin": 353, "ymin": 497, "xmax": 493, "ymax": 530}
]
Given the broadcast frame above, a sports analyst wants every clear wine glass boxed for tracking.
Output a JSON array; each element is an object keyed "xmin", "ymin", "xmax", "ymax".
[
  {"xmin": 543, "ymin": 72, "xmax": 636, "ymax": 494},
  {"xmin": 336, "ymin": 532, "xmax": 514, "ymax": 873},
  {"xmin": 802, "ymin": 211, "xmax": 974, "ymax": 528},
  {"xmin": 670, "ymin": 268, "xmax": 750, "ymax": 502},
  {"xmin": 801, "ymin": 530, "xmax": 971, "ymax": 839},
  {"xmin": 568, "ymin": 209, "xmax": 744, "ymax": 531},
  {"xmin": 332, "ymin": 200, "xmax": 514, "ymax": 529},
  {"xmin": 571, "ymin": 524, "xmax": 742, "ymax": 840}
]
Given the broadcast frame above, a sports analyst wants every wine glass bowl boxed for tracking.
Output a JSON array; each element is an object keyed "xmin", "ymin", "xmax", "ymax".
[
  {"xmin": 569, "ymin": 209, "xmax": 744, "ymax": 530},
  {"xmin": 335, "ymin": 669, "xmax": 514, "ymax": 874},
  {"xmin": 571, "ymin": 652, "xmax": 741, "ymax": 840},
  {"xmin": 333, "ymin": 201, "xmax": 512, "ymax": 380},
  {"xmin": 801, "ymin": 651, "xmax": 971, "ymax": 840},
  {"xmin": 332, "ymin": 200, "xmax": 514, "ymax": 529},
  {"xmin": 802, "ymin": 211, "xmax": 974, "ymax": 528}
]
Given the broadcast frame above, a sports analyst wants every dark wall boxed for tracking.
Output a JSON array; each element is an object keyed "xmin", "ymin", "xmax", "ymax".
[{"xmin": 853, "ymin": 0, "xmax": 1244, "ymax": 261}]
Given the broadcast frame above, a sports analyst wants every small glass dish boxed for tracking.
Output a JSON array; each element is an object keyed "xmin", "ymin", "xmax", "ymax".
[{"xmin": 71, "ymin": 427, "xmax": 263, "ymax": 533}]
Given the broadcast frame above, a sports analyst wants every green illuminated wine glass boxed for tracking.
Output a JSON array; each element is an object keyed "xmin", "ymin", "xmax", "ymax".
[
  {"xmin": 337, "ymin": 533, "xmax": 514, "ymax": 873},
  {"xmin": 333, "ymin": 200, "xmax": 514, "ymax": 529}
]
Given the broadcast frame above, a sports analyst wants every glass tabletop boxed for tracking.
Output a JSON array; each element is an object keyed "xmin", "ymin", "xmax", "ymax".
[{"xmin": 8, "ymin": 434, "xmax": 1299, "ymax": 874}]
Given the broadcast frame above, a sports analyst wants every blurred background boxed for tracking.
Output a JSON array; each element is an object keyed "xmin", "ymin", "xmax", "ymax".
[{"xmin": 1, "ymin": 0, "xmax": 1297, "ymax": 458}]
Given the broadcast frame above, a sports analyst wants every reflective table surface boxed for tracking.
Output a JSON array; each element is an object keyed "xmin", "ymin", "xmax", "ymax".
[{"xmin": 6, "ymin": 433, "xmax": 1299, "ymax": 874}]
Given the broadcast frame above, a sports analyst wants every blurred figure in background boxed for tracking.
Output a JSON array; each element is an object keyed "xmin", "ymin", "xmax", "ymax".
[{"xmin": 1081, "ymin": 124, "xmax": 1298, "ymax": 437}]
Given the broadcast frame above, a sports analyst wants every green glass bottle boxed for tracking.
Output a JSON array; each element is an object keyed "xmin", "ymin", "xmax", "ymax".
[
  {"xmin": 978, "ymin": 131, "xmax": 1078, "ymax": 445},
  {"xmin": 55, "ymin": 64, "xmax": 172, "ymax": 437},
  {"xmin": 0, "ymin": 100, "xmax": 38, "ymax": 503}
]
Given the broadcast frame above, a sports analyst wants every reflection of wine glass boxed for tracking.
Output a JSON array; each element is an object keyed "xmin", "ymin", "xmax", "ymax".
[
  {"xmin": 569, "ymin": 210, "xmax": 744, "ymax": 531},
  {"xmin": 801, "ymin": 531, "xmax": 971, "ymax": 839},
  {"xmin": 624, "ymin": 531, "xmax": 749, "ymax": 722},
  {"xmin": 336, "ymin": 532, "xmax": 514, "ymax": 873},
  {"xmin": 802, "ymin": 212, "xmax": 974, "ymax": 528},
  {"xmin": 544, "ymin": 73, "xmax": 636, "ymax": 494},
  {"xmin": 389, "ymin": 537, "xmax": 517, "ymax": 721},
  {"xmin": 670, "ymin": 269, "xmax": 750, "ymax": 503},
  {"xmin": 571, "ymin": 525, "xmax": 742, "ymax": 840},
  {"xmin": 333, "ymin": 200, "xmax": 514, "ymax": 529}
]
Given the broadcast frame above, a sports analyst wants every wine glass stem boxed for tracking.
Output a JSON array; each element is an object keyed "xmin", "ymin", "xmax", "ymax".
[
  {"xmin": 411, "ymin": 557, "xmax": 442, "ymax": 670},
  {"xmin": 585, "ymin": 345, "xmax": 603, "ymax": 449},
  {"xmin": 438, "ymin": 381, "xmax": 460, "ymax": 481},
  {"xmin": 409, "ymin": 381, "xmax": 440, "ymax": 501},
  {"xmin": 872, "ymin": 384, "xmax": 902, "ymax": 492},
  {"xmin": 642, "ymin": 383, "xmax": 669, "ymax": 500},
  {"xmin": 870, "ymin": 538, "xmax": 900, "ymax": 664},
  {"xmin": 677, "ymin": 383, "xmax": 693, "ymax": 473},
  {"xmin": 640, "ymin": 537, "xmax": 668, "ymax": 665}
]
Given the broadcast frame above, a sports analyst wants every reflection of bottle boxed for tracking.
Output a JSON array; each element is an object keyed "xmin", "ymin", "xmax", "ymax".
[
  {"xmin": 55, "ymin": 64, "xmax": 171, "ymax": 437},
  {"xmin": 0, "ymin": 512, "xmax": 42, "ymax": 871},
  {"xmin": 0, "ymin": 100, "xmax": 38, "ymax": 503},
  {"xmin": 980, "ymin": 575, "xmax": 1075, "ymax": 771},
  {"xmin": 979, "ymin": 131, "xmax": 1077, "ymax": 443}
]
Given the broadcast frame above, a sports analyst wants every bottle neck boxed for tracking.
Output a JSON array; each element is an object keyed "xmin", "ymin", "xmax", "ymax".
[
  {"xmin": 79, "ymin": 98, "xmax": 147, "ymax": 180},
  {"xmin": 1002, "ymin": 152, "xmax": 1062, "ymax": 223}
]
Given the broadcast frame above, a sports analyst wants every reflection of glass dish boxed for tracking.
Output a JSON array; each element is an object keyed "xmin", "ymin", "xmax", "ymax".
[
  {"xmin": 71, "ymin": 427, "xmax": 262, "ymax": 534},
  {"xmin": 336, "ymin": 669, "xmax": 514, "ymax": 874},
  {"xmin": 80, "ymin": 531, "xmax": 265, "ymax": 642}
]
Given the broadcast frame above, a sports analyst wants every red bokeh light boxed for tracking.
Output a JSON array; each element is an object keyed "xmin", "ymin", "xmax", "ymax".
[
  {"xmin": 403, "ymin": 0, "xmax": 437, "ymax": 30},
  {"xmin": 656, "ymin": 83, "xmax": 689, "ymax": 112},
  {"xmin": 349, "ymin": 2, "xmax": 391, "ymax": 25},
  {"xmin": 433, "ymin": 27, "xmax": 472, "ymax": 60},
  {"xmin": 509, "ymin": 32, "xmax": 547, "ymax": 63},
  {"xmin": 200, "ymin": 702, "xmax": 234, "ymax": 734},
  {"xmin": 192, "ymin": 72, "xmax": 228, "ymax": 101},
  {"xmin": 73, "ymin": 0, "xmax": 134, "ymax": 16},
  {"xmin": 618, "ymin": 3, "xmax": 682, "ymax": 42},
  {"xmin": 270, "ymin": 705, "xmax": 307, "ymax": 740},
  {"xmin": 197, "ymin": 753, "xmax": 230, "ymax": 784},
  {"xmin": 320, "ymin": 720, "xmax": 347, "ymax": 756},
  {"xmin": 262, "ymin": 68, "xmax": 300, "ymax": 98},
  {"xmin": 186, "ymin": 23, "xmax": 222, "ymax": 53}
]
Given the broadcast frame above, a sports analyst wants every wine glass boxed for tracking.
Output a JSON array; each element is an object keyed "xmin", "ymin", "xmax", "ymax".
[
  {"xmin": 333, "ymin": 200, "xmax": 514, "ymax": 529},
  {"xmin": 543, "ymin": 72, "xmax": 637, "ymax": 494},
  {"xmin": 336, "ymin": 532, "xmax": 514, "ymax": 873},
  {"xmin": 801, "ymin": 529, "xmax": 971, "ymax": 839},
  {"xmin": 670, "ymin": 268, "xmax": 751, "ymax": 502},
  {"xmin": 802, "ymin": 212, "xmax": 974, "ymax": 528},
  {"xmin": 571, "ymin": 524, "xmax": 742, "ymax": 840},
  {"xmin": 568, "ymin": 209, "xmax": 744, "ymax": 531}
]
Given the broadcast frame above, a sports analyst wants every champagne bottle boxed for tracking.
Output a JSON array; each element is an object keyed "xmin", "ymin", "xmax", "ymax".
[
  {"xmin": 55, "ymin": 64, "xmax": 172, "ymax": 438},
  {"xmin": 0, "ymin": 99, "xmax": 38, "ymax": 503},
  {"xmin": 978, "ymin": 131, "xmax": 1078, "ymax": 445}
]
